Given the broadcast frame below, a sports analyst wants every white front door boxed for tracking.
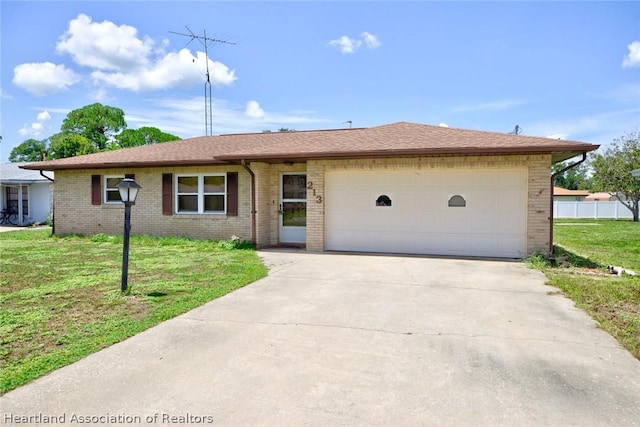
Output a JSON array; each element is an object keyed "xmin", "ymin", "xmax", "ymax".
[{"xmin": 280, "ymin": 173, "xmax": 307, "ymax": 244}]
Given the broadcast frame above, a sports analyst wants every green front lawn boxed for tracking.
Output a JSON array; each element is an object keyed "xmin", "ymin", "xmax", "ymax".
[
  {"xmin": 532, "ymin": 219, "xmax": 640, "ymax": 359},
  {"xmin": 0, "ymin": 229, "xmax": 267, "ymax": 394}
]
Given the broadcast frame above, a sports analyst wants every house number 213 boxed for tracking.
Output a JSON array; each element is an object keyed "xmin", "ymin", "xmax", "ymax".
[{"xmin": 307, "ymin": 181, "xmax": 323, "ymax": 204}]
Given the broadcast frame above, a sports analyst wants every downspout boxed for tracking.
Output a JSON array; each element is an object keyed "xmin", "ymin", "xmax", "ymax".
[
  {"xmin": 39, "ymin": 170, "xmax": 55, "ymax": 234},
  {"xmin": 240, "ymin": 160, "xmax": 257, "ymax": 244},
  {"xmin": 549, "ymin": 153, "xmax": 587, "ymax": 254},
  {"xmin": 39, "ymin": 170, "xmax": 54, "ymax": 182}
]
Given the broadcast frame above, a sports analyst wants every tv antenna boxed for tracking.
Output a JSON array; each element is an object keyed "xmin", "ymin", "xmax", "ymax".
[
  {"xmin": 169, "ymin": 26, "xmax": 235, "ymax": 136},
  {"xmin": 509, "ymin": 124, "xmax": 522, "ymax": 135}
]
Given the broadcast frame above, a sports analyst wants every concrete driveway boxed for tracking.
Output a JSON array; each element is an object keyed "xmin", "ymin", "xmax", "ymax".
[{"xmin": 2, "ymin": 251, "xmax": 640, "ymax": 426}]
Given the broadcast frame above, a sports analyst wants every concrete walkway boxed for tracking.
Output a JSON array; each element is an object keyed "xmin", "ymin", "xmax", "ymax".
[
  {"xmin": 2, "ymin": 251, "xmax": 640, "ymax": 426},
  {"xmin": 0, "ymin": 225, "xmax": 28, "ymax": 233},
  {"xmin": 0, "ymin": 225, "xmax": 48, "ymax": 233}
]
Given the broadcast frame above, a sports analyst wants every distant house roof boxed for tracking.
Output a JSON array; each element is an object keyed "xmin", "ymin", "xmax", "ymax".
[
  {"xmin": 20, "ymin": 122, "xmax": 599, "ymax": 171},
  {"xmin": 585, "ymin": 192, "xmax": 615, "ymax": 201},
  {"xmin": 553, "ymin": 187, "xmax": 590, "ymax": 197},
  {"xmin": 1, "ymin": 162, "xmax": 54, "ymax": 183}
]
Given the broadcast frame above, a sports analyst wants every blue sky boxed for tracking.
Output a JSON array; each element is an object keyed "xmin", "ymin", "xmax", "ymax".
[{"xmin": 1, "ymin": 1, "xmax": 639, "ymax": 162}]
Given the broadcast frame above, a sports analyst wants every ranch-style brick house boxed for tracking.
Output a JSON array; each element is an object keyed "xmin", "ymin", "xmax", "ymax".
[{"xmin": 21, "ymin": 122, "xmax": 598, "ymax": 258}]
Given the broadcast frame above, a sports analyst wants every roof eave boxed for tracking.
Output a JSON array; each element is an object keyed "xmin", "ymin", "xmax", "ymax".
[
  {"xmin": 0, "ymin": 180, "xmax": 47, "ymax": 185},
  {"xmin": 19, "ymin": 159, "xmax": 230, "ymax": 171},
  {"xmin": 220, "ymin": 145, "xmax": 599, "ymax": 162}
]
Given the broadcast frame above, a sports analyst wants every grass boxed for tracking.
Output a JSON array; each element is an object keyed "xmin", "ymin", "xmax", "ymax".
[
  {"xmin": 529, "ymin": 219, "xmax": 640, "ymax": 359},
  {"xmin": 0, "ymin": 229, "xmax": 267, "ymax": 394}
]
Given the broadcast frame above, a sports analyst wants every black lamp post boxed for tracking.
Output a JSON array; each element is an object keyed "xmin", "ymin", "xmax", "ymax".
[{"xmin": 116, "ymin": 178, "xmax": 142, "ymax": 292}]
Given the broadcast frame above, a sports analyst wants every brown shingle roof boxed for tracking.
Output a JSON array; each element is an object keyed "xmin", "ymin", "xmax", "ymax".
[{"xmin": 21, "ymin": 121, "xmax": 599, "ymax": 171}]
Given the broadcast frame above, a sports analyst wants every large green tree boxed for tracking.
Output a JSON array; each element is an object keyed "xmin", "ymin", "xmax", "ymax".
[
  {"xmin": 9, "ymin": 103, "xmax": 179, "ymax": 160},
  {"xmin": 553, "ymin": 161, "xmax": 592, "ymax": 190},
  {"xmin": 114, "ymin": 127, "xmax": 180, "ymax": 149},
  {"xmin": 60, "ymin": 103, "xmax": 126, "ymax": 151},
  {"xmin": 590, "ymin": 132, "xmax": 640, "ymax": 221},
  {"xmin": 9, "ymin": 139, "xmax": 47, "ymax": 162},
  {"xmin": 47, "ymin": 133, "xmax": 97, "ymax": 160}
]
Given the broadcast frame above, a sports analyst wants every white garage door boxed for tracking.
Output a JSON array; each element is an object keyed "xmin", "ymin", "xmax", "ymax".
[{"xmin": 326, "ymin": 169, "xmax": 527, "ymax": 258}]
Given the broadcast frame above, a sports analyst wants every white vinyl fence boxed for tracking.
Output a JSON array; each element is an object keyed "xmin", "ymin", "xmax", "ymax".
[{"xmin": 553, "ymin": 201, "xmax": 633, "ymax": 219}]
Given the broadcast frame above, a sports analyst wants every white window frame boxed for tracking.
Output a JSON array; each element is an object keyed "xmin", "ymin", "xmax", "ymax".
[
  {"xmin": 175, "ymin": 174, "xmax": 227, "ymax": 214},
  {"xmin": 104, "ymin": 175, "xmax": 125, "ymax": 204}
]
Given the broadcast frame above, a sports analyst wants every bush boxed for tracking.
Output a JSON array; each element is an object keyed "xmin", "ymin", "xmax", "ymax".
[
  {"xmin": 216, "ymin": 235, "xmax": 255, "ymax": 250},
  {"xmin": 91, "ymin": 233, "xmax": 116, "ymax": 243}
]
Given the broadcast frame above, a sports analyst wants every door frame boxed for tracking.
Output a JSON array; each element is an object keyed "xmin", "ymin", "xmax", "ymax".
[{"xmin": 279, "ymin": 172, "xmax": 307, "ymax": 244}]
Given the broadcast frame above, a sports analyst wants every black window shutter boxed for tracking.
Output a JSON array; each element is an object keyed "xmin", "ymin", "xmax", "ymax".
[
  {"xmin": 227, "ymin": 172, "xmax": 238, "ymax": 216},
  {"xmin": 162, "ymin": 173, "xmax": 173, "ymax": 215},
  {"xmin": 91, "ymin": 175, "xmax": 101, "ymax": 205}
]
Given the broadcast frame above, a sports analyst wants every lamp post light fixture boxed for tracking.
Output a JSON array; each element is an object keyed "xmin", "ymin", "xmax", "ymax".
[{"xmin": 116, "ymin": 178, "xmax": 142, "ymax": 292}]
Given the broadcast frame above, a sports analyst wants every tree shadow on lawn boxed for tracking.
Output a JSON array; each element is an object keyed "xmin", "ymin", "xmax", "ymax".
[{"xmin": 549, "ymin": 245, "xmax": 602, "ymax": 269}]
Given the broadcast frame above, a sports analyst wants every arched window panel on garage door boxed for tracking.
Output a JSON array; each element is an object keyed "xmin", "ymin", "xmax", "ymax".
[
  {"xmin": 376, "ymin": 195, "xmax": 392, "ymax": 207},
  {"xmin": 448, "ymin": 195, "xmax": 466, "ymax": 207}
]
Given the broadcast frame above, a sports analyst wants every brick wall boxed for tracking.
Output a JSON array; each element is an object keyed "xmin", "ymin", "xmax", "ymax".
[
  {"xmin": 526, "ymin": 155, "xmax": 553, "ymax": 254},
  {"xmin": 53, "ymin": 166, "xmax": 251, "ymax": 241}
]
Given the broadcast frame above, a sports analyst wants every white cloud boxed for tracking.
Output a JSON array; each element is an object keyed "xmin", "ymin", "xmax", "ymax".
[
  {"xmin": 18, "ymin": 122, "xmax": 44, "ymax": 137},
  {"xmin": 439, "ymin": 123, "xmax": 449, "ymax": 128},
  {"xmin": 37, "ymin": 111, "xmax": 51, "ymax": 122},
  {"xmin": 13, "ymin": 14, "xmax": 236, "ymax": 96},
  {"xmin": 622, "ymin": 41, "xmax": 640, "ymax": 68},
  {"xmin": 1, "ymin": 89, "xmax": 13, "ymax": 100},
  {"xmin": 361, "ymin": 32, "xmax": 381, "ymax": 49},
  {"xmin": 13, "ymin": 62, "xmax": 80, "ymax": 96},
  {"xmin": 450, "ymin": 99, "xmax": 524, "ymax": 113},
  {"xmin": 245, "ymin": 100, "xmax": 265, "ymax": 118},
  {"xmin": 328, "ymin": 36, "xmax": 362, "ymax": 54},
  {"xmin": 328, "ymin": 32, "xmax": 381, "ymax": 54},
  {"xmin": 545, "ymin": 133, "xmax": 569, "ymax": 140},
  {"xmin": 91, "ymin": 48, "xmax": 236, "ymax": 91},
  {"xmin": 56, "ymin": 13, "xmax": 153, "ymax": 72},
  {"xmin": 18, "ymin": 110, "xmax": 52, "ymax": 138}
]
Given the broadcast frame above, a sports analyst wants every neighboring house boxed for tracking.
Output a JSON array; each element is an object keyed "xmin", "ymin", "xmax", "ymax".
[
  {"xmin": 585, "ymin": 192, "xmax": 615, "ymax": 202},
  {"xmin": 632, "ymin": 169, "xmax": 640, "ymax": 178},
  {"xmin": 1, "ymin": 162, "xmax": 54, "ymax": 225},
  {"xmin": 553, "ymin": 187, "xmax": 589, "ymax": 201},
  {"xmin": 21, "ymin": 122, "xmax": 598, "ymax": 258}
]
